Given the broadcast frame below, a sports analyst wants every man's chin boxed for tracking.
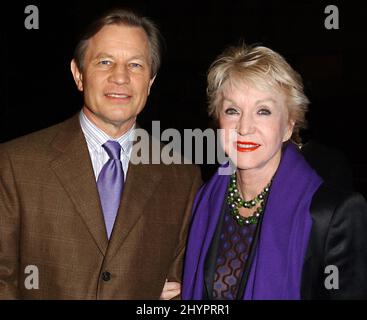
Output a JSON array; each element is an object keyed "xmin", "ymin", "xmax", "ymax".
[{"xmin": 106, "ymin": 115, "xmax": 136, "ymax": 128}]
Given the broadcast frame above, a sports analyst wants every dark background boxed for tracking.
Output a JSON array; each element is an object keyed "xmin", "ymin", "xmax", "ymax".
[{"xmin": 1, "ymin": 0, "xmax": 366, "ymax": 196}]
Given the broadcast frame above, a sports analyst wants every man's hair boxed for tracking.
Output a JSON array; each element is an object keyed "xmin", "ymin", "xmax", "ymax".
[
  {"xmin": 73, "ymin": 8, "xmax": 163, "ymax": 79},
  {"xmin": 207, "ymin": 44, "xmax": 309, "ymax": 143}
]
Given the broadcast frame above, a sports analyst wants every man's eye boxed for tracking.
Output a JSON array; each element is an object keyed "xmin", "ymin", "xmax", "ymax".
[
  {"xmin": 99, "ymin": 60, "xmax": 112, "ymax": 65},
  {"xmin": 224, "ymin": 108, "xmax": 239, "ymax": 115},
  {"xmin": 129, "ymin": 62, "xmax": 142, "ymax": 68},
  {"xmin": 258, "ymin": 108, "xmax": 271, "ymax": 115}
]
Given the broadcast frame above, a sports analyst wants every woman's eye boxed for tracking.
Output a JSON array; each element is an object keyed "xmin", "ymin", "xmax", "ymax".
[
  {"xmin": 258, "ymin": 108, "xmax": 271, "ymax": 115},
  {"xmin": 224, "ymin": 107, "xmax": 239, "ymax": 115}
]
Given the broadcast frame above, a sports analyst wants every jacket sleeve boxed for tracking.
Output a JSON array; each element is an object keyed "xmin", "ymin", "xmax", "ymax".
[
  {"xmin": 0, "ymin": 145, "xmax": 21, "ymax": 299},
  {"xmin": 323, "ymin": 191, "xmax": 367, "ymax": 299},
  {"xmin": 166, "ymin": 167, "xmax": 202, "ymax": 287}
]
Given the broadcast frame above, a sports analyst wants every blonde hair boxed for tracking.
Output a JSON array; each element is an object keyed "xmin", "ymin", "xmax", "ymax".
[{"xmin": 207, "ymin": 44, "xmax": 309, "ymax": 143}]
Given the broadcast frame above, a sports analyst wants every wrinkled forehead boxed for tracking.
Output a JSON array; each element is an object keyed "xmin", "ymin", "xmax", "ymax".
[
  {"xmin": 86, "ymin": 24, "xmax": 151, "ymax": 58},
  {"xmin": 220, "ymin": 73, "xmax": 285, "ymax": 100}
]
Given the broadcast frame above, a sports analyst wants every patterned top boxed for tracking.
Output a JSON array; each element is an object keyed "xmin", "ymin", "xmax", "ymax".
[{"xmin": 212, "ymin": 206, "xmax": 257, "ymax": 300}]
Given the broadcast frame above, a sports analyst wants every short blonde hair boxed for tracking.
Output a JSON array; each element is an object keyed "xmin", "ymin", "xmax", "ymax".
[{"xmin": 207, "ymin": 44, "xmax": 309, "ymax": 143}]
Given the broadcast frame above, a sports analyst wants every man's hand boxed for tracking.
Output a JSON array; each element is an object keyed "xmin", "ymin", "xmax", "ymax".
[{"xmin": 159, "ymin": 279, "xmax": 181, "ymax": 300}]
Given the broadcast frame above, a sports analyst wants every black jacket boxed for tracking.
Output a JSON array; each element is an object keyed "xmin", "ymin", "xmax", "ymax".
[{"xmin": 301, "ymin": 183, "xmax": 367, "ymax": 299}]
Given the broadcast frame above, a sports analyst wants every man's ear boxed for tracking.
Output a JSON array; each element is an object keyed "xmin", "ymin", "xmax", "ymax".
[
  {"xmin": 70, "ymin": 59, "xmax": 84, "ymax": 92},
  {"xmin": 147, "ymin": 75, "xmax": 156, "ymax": 95}
]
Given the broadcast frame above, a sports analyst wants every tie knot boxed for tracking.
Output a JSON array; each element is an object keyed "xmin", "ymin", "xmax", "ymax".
[{"xmin": 102, "ymin": 140, "xmax": 121, "ymax": 160}]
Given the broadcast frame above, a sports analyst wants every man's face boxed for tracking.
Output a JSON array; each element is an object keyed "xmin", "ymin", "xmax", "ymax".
[{"xmin": 71, "ymin": 24, "xmax": 155, "ymax": 136}]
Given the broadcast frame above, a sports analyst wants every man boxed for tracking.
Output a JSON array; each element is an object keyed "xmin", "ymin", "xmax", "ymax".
[{"xmin": 0, "ymin": 8, "xmax": 201, "ymax": 299}]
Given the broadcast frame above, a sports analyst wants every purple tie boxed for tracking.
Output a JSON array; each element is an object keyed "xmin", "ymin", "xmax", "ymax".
[{"xmin": 97, "ymin": 140, "xmax": 124, "ymax": 239}]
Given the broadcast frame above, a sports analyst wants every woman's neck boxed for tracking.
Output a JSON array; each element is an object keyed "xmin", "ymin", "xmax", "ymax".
[{"xmin": 236, "ymin": 166, "xmax": 275, "ymax": 201}]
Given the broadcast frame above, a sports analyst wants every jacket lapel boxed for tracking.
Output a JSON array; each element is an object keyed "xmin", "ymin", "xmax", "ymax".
[
  {"xmin": 49, "ymin": 117, "xmax": 162, "ymax": 259},
  {"xmin": 105, "ymin": 159, "xmax": 162, "ymax": 262},
  {"xmin": 50, "ymin": 115, "xmax": 108, "ymax": 254}
]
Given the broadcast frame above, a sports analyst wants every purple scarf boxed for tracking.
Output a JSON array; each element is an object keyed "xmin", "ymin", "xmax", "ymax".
[{"xmin": 182, "ymin": 143, "xmax": 323, "ymax": 300}]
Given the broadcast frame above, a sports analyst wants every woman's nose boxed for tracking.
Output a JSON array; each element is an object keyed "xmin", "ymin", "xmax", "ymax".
[{"xmin": 237, "ymin": 114, "xmax": 255, "ymax": 136}]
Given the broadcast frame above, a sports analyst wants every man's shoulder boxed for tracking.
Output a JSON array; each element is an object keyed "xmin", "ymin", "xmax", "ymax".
[{"xmin": 0, "ymin": 114, "xmax": 78, "ymax": 155}]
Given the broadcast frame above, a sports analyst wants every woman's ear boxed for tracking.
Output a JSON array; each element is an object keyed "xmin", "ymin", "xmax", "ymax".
[{"xmin": 283, "ymin": 119, "xmax": 295, "ymax": 142}]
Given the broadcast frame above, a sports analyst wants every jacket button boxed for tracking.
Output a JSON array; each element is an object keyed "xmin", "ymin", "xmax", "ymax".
[{"xmin": 102, "ymin": 271, "xmax": 111, "ymax": 282}]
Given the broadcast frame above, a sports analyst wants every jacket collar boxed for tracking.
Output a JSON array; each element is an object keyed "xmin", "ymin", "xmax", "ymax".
[{"xmin": 49, "ymin": 114, "xmax": 162, "ymax": 257}]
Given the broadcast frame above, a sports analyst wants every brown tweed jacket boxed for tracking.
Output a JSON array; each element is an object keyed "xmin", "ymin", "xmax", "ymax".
[{"xmin": 0, "ymin": 114, "xmax": 202, "ymax": 299}]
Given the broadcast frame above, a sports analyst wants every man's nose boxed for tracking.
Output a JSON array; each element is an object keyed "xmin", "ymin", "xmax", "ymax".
[{"xmin": 108, "ymin": 65, "xmax": 130, "ymax": 85}]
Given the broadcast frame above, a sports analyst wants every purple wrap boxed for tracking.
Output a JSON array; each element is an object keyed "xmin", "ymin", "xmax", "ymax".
[{"xmin": 182, "ymin": 143, "xmax": 323, "ymax": 300}]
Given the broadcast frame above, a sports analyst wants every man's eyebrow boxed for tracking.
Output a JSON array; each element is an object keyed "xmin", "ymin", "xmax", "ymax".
[
  {"xmin": 93, "ymin": 52, "xmax": 114, "ymax": 59},
  {"xmin": 93, "ymin": 53, "xmax": 149, "ymax": 61}
]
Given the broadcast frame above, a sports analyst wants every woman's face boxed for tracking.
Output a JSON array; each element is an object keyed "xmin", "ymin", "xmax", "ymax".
[{"xmin": 218, "ymin": 81, "xmax": 294, "ymax": 176}]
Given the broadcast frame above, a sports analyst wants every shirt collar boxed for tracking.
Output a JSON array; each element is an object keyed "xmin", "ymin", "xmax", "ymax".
[{"xmin": 79, "ymin": 110, "xmax": 135, "ymax": 157}]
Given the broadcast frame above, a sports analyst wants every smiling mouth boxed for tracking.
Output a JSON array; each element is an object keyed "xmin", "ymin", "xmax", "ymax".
[
  {"xmin": 105, "ymin": 93, "xmax": 131, "ymax": 100},
  {"xmin": 236, "ymin": 141, "xmax": 260, "ymax": 152}
]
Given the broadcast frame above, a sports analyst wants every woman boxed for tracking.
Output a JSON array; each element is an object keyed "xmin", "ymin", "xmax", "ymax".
[{"xmin": 182, "ymin": 44, "xmax": 367, "ymax": 299}]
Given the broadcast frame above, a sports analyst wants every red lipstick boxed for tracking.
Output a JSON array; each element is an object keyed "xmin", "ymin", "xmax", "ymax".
[{"xmin": 236, "ymin": 141, "xmax": 260, "ymax": 152}]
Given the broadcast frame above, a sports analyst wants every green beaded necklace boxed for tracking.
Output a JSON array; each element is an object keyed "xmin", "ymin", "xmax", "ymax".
[{"xmin": 227, "ymin": 172, "xmax": 271, "ymax": 226}]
